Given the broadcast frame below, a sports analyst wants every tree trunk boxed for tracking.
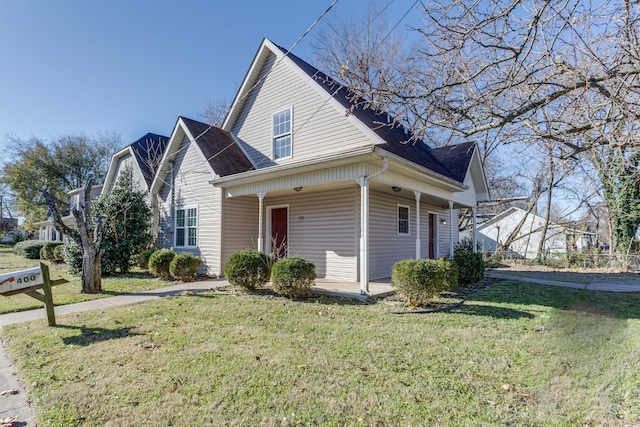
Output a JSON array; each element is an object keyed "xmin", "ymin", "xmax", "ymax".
[
  {"xmin": 81, "ymin": 245, "xmax": 102, "ymax": 293},
  {"xmin": 536, "ymin": 148, "xmax": 555, "ymax": 262}
]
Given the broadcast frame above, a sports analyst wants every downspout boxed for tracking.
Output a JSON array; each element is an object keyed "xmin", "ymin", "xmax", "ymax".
[
  {"xmin": 358, "ymin": 157, "xmax": 388, "ymax": 295},
  {"xmin": 169, "ymin": 160, "xmax": 175, "ymax": 245}
]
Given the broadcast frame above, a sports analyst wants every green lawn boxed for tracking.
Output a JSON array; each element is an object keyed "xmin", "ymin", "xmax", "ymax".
[
  {"xmin": 3, "ymin": 281, "xmax": 639, "ymax": 426},
  {"xmin": 0, "ymin": 245, "xmax": 172, "ymax": 314}
]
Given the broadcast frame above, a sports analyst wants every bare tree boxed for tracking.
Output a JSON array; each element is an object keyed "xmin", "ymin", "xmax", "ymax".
[{"xmin": 201, "ymin": 98, "xmax": 230, "ymax": 127}]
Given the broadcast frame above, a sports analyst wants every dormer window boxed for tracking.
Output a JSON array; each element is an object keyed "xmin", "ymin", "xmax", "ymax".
[{"xmin": 273, "ymin": 107, "xmax": 292, "ymax": 160}]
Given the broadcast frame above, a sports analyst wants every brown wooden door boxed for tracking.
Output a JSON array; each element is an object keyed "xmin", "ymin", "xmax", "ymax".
[
  {"xmin": 271, "ymin": 207, "xmax": 288, "ymax": 259},
  {"xmin": 428, "ymin": 213, "xmax": 436, "ymax": 259}
]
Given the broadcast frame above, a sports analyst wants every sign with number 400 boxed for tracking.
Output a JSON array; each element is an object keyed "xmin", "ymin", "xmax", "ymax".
[{"xmin": 0, "ymin": 267, "xmax": 44, "ymax": 295}]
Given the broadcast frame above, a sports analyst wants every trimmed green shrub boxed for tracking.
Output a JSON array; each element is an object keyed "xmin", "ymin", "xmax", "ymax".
[
  {"xmin": 52, "ymin": 244, "xmax": 65, "ymax": 262},
  {"xmin": 148, "ymin": 248, "xmax": 176, "ymax": 279},
  {"xmin": 61, "ymin": 241, "xmax": 83, "ymax": 275},
  {"xmin": 453, "ymin": 238, "xmax": 485, "ymax": 286},
  {"xmin": 224, "ymin": 249, "xmax": 271, "ymax": 291},
  {"xmin": 39, "ymin": 241, "xmax": 64, "ymax": 261},
  {"xmin": 170, "ymin": 253, "xmax": 203, "ymax": 281},
  {"xmin": 391, "ymin": 258, "xmax": 458, "ymax": 306},
  {"xmin": 14, "ymin": 240, "xmax": 45, "ymax": 259},
  {"xmin": 135, "ymin": 248, "xmax": 157, "ymax": 270},
  {"xmin": 270, "ymin": 256, "xmax": 316, "ymax": 299}
]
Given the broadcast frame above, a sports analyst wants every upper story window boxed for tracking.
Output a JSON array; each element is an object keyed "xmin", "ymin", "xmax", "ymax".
[
  {"xmin": 398, "ymin": 205, "xmax": 410, "ymax": 235},
  {"xmin": 176, "ymin": 206, "xmax": 197, "ymax": 247},
  {"xmin": 273, "ymin": 107, "xmax": 292, "ymax": 160}
]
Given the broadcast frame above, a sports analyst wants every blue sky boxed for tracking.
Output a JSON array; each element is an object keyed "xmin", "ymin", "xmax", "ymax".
[{"xmin": 0, "ymin": 0, "xmax": 422, "ymax": 153}]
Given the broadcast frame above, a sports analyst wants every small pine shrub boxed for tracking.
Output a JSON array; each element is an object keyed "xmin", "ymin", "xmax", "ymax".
[
  {"xmin": 148, "ymin": 248, "xmax": 176, "ymax": 278},
  {"xmin": 62, "ymin": 241, "xmax": 83, "ymax": 275},
  {"xmin": 391, "ymin": 258, "xmax": 458, "ymax": 306},
  {"xmin": 270, "ymin": 256, "xmax": 316, "ymax": 299},
  {"xmin": 14, "ymin": 240, "xmax": 45, "ymax": 259},
  {"xmin": 224, "ymin": 249, "xmax": 271, "ymax": 291},
  {"xmin": 39, "ymin": 241, "xmax": 64, "ymax": 261},
  {"xmin": 170, "ymin": 253, "xmax": 203, "ymax": 281},
  {"xmin": 453, "ymin": 238, "xmax": 485, "ymax": 286}
]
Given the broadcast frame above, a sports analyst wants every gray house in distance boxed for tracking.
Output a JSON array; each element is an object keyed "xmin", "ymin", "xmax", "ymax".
[{"xmin": 151, "ymin": 38, "xmax": 490, "ymax": 294}]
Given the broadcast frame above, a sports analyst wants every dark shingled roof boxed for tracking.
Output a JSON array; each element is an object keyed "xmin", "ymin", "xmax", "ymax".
[
  {"xmin": 274, "ymin": 44, "xmax": 475, "ymax": 184},
  {"xmin": 130, "ymin": 133, "xmax": 170, "ymax": 187},
  {"xmin": 180, "ymin": 117, "xmax": 254, "ymax": 177}
]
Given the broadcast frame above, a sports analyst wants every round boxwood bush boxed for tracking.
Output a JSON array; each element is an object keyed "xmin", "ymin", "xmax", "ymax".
[
  {"xmin": 224, "ymin": 249, "xmax": 271, "ymax": 291},
  {"xmin": 391, "ymin": 258, "xmax": 458, "ymax": 306},
  {"xmin": 148, "ymin": 248, "xmax": 176, "ymax": 279},
  {"xmin": 40, "ymin": 241, "xmax": 64, "ymax": 261},
  {"xmin": 453, "ymin": 238, "xmax": 485, "ymax": 286},
  {"xmin": 52, "ymin": 244, "xmax": 65, "ymax": 262},
  {"xmin": 135, "ymin": 248, "xmax": 157, "ymax": 270},
  {"xmin": 270, "ymin": 256, "xmax": 316, "ymax": 299},
  {"xmin": 170, "ymin": 253, "xmax": 203, "ymax": 281},
  {"xmin": 14, "ymin": 240, "xmax": 45, "ymax": 259}
]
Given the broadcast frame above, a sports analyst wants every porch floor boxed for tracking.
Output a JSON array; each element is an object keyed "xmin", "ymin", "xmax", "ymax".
[{"xmin": 311, "ymin": 278, "xmax": 395, "ymax": 302}]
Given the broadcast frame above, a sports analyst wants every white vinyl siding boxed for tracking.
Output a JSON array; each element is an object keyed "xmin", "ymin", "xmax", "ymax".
[
  {"xmin": 111, "ymin": 154, "xmax": 145, "ymax": 192},
  {"xmin": 264, "ymin": 185, "xmax": 358, "ymax": 281},
  {"xmin": 157, "ymin": 134, "xmax": 223, "ymax": 275},
  {"xmin": 231, "ymin": 53, "xmax": 372, "ymax": 168},
  {"xmin": 221, "ymin": 195, "xmax": 259, "ymax": 270}
]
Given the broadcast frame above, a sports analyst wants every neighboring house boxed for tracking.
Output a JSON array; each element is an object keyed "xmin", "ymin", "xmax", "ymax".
[
  {"xmin": 36, "ymin": 133, "xmax": 169, "ymax": 242},
  {"xmin": 0, "ymin": 217, "xmax": 18, "ymax": 233},
  {"xmin": 461, "ymin": 206, "xmax": 594, "ymax": 259},
  {"xmin": 151, "ymin": 38, "xmax": 490, "ymax": 294},
  {"xmin": 35, "ymin": 185, "xmax": 103, "ymax": 242}
]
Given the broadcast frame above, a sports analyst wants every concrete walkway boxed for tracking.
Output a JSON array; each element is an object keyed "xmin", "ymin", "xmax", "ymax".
[{"xmin": 487, "ymin": 271, "xmax": 640, "ymax": 293}]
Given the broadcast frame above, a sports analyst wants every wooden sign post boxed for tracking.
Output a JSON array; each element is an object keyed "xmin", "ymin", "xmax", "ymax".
[{"xmin": 0, "ymin": 263, "xmax": 68, "ymax": 326}]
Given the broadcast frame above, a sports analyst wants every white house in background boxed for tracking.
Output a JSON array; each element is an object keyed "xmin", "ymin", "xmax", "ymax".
[
  {"xmin": 35, "ymin": 133, "xmax": 169, "ymax": 242},
  {"xmin": 34, "ymin": 185, "xmax": 103, "ymax": 242},
  {"xmin": 151, "ymin": 38, "xmax": 490, "ymax": 294},
  {"xmin": 461, "ymin": 206, "xmax": 593, "ymax": 258}
]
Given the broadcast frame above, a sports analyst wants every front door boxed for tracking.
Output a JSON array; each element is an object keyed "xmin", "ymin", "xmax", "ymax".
[
  {"xmin": 428, "ymin": 213, "xmax": 436, "ymax": 259},
  {"xmin": 271, "ymin": 207, "xmax": 288, "ymax": 259}
]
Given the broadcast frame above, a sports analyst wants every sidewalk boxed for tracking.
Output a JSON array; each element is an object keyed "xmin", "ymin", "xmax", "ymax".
[
  {"xmin": 0, "ymin": 278, "xmax": 229, "ymax": 427},
  {"xmin": 487, "ymin": 271, "xmax": 640, "ymax": 293}
]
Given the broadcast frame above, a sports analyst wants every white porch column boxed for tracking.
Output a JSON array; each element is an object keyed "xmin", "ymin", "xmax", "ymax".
[
  {"xmin": 257, "ymin": 191, "xmax": 266, "ymax": 252},
  {"xmin": 414, "ymin": 191, "xmax": 421, "ymax": 259},
  {"xmin": 472, "ymin": 205, "xmax": 478, "ymax": 253},
  {"xmin": 357, "ymin": 177, "xmax": 369, "ymax": 295},
  {"xmin": 449, "ymin": 200, "xmax": 454, "ymax": 259}
]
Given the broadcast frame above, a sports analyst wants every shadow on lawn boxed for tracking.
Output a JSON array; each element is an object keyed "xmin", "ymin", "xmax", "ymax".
[
  {"xmin": 467, "ymin": 280, "xmax": 640, "ymax": 320},
  {"xmin": 54, "ymin": 324, "xmax": 143, "ymax": 346}
]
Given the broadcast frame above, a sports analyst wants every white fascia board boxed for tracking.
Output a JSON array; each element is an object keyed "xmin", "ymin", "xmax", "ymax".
[
  {"xmin": 150, "ymin": 117, "xmax": 186, "ymax": 195},
  {"xmin": 210, "ymin": 146, "xmax": 377, "ymax": 187},
  {"xmin": 180, "ymin": 121, "xmax": 217, "ymax": 178},
  {"xmin": 102, "ymin": 146, "xmax": 134, "ymax": 195},
  {"xmin": 222, "ymin": 38, "xmax": 273, "ymax": 132}
]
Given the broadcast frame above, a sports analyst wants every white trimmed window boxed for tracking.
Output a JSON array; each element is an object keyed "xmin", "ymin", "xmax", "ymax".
[
  {"xmin": 175, "ymin": 206, "xmax": 197, "ymax": 247},
  {"xmin": 398, "ymin": 205, "xmax": 410, "ymax": 235},
  {"xmin": 273, "ymin": 107, "xmax": 292, "ymax": 160}
]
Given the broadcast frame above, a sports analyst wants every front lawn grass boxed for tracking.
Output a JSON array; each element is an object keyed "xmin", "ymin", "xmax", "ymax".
[
  {"xmin": 0, "ymin": 246, "xmax": 172, "ymax": 314},
  {"xmin": 3, "ymin": 281, "xmax": 639, "ymax": 426}
]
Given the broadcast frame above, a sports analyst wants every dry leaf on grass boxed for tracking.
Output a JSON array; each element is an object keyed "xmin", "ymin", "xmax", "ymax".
[
  {"xmin": 0, "ymin": 416, "xmax": 17, "ymax": 427},
  {"xmin": 0, "ymin": 389, "xmax": 18, "ymax": 396}
]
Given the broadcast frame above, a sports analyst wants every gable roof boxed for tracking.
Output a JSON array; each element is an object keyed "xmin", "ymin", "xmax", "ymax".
[
  {"xmin": 102, "ymin": 133, "xmax": 169, "ymax": 193},
  {"xmin": 223, "ymin": 38, "xmax": 476, "ymax": 186},
  {"xmin": 180, "ymin": 117, "xmax": 254, "ymax": 177},
  {"xmin": 130, "ymin": 133, "xmax": 170, "ymax": 188},
  {"xmin": 150, "ymin": 117, "xmax": 254, "ymax": 196}
]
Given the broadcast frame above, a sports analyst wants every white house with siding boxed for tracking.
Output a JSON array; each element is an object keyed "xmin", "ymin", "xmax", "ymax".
[{"xmin": 151, "ymin": 38, "xmax": 490, "ymax": 295}]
